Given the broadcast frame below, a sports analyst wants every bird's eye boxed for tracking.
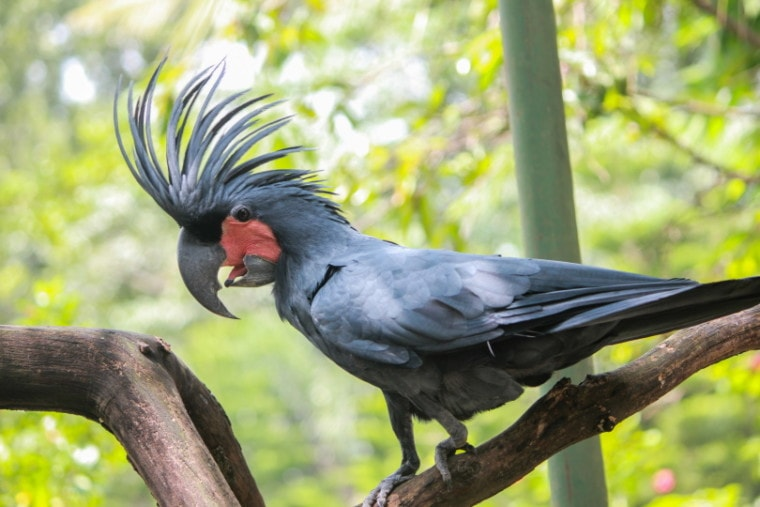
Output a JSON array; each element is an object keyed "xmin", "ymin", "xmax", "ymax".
[{"xmin": 231, "ymin": 205, "xmax": 253, "ymax": 222}]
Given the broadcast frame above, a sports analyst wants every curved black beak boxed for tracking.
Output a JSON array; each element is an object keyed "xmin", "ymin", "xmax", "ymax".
[{"xmin": 177, "ymin": 228, "xmax": 238, "ymax": 319}]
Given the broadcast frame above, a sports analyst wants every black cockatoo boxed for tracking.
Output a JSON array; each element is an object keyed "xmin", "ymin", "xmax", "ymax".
[{"xmin": 115, "ymin": 61, "xmax": 760, "ymax": 506}]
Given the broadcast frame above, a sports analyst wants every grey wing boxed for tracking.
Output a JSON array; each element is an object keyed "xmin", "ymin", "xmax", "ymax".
[
  {"xmin": 310, "ymin": 248, "xmax": 542, "ymax": 367},
  {"xmin": 310, "ymin": 246, "xmax": 697, "ymax": 368}
]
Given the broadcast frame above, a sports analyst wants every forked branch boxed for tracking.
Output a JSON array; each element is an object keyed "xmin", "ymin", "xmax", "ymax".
[
  {"xmin": 0, "ymin": 326, "xmax": 264, "ymax": 506},
  {"xmin": 1, "ymin": 305, "xmax": 758, "ymax": 507}
]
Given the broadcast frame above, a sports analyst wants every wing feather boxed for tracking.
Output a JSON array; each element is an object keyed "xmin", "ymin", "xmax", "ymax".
[{"xmin": 310, "ymin": 244, "xmax": 696, "ymax": 365}]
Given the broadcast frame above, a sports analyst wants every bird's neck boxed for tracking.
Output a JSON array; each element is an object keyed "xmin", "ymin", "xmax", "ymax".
[
  {"xmin": 277, "ymin": 213, "xmax": 357, "ymax": 263},
  {"xmin": 271, "ymin": 218, "xmax": 358, "ymax": 316}
]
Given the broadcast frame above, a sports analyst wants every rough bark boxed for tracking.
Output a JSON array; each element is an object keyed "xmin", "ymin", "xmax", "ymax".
[
  {"xmin": 0, "ymin": 325, "xmax": 265, "ymax": 507},
  {"xmin": 374, "ymin": 305, "xmax": 760, "ymax": 506}
]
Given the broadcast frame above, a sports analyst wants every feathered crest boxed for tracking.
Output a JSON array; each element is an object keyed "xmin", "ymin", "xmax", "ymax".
[{"xmin": 114, "ymin": 58, "xmax": 309, "ymax": 227}]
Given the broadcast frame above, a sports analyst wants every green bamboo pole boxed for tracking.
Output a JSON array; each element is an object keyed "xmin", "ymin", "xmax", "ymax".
[{"xmin": 498, "ymin": 2, "xmax": 608, "ymax": 506}]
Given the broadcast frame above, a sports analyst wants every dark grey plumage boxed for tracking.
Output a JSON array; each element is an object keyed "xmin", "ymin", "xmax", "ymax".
[
  {"xmin": 116, "ymin": 61, "xmax": 760, "ymax": 507},
  {"xmin": 114, "ymin": 59, "xmax": 339, "ymax": 239}
]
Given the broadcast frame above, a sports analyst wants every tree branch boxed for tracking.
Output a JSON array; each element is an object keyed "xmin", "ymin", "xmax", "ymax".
[
  {"xmin": 3, "ymin": 306, "xmax": 759, "ymax": 507},
  {"xmin": 0, "ymin": 326, "xmax": 265, "ymax": 507},
  {"xmin": 691, "ymin": 0, "xmax": 760, "ymax": 49},
  {"xmin": 377, "ymin": 305, "xmax": 760, "ymax": 506}
]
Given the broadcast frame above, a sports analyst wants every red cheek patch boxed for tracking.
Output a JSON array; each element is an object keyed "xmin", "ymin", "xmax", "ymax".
[{"xmin": 220, "ymin": 218, "xmax": 281, "ymax": 272}]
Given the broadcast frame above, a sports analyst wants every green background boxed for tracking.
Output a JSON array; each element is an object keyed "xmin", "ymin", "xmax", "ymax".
[{"xmin": 1, "ymin": 0, "xmax": 759, "ymax": 505}]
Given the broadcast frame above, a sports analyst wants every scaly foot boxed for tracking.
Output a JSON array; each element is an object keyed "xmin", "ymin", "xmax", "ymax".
[
  {"xmin": 434, "ymin": 441, "xmax": 476, "ymax": 484},
  {"xmin": 362, "ymin": 469, "xmax": 416, "ymax": 507}
]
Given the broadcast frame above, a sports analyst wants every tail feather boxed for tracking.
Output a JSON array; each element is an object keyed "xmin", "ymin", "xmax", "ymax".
[{"xmin": 550, "ymin": 277, "xmax": 760, "ymax": 344}]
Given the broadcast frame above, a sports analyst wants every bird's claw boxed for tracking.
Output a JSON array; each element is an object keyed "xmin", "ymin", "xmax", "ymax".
[
  {"xmin": 362, "ymin": 471, "xmax": 415, "ymax": 507},
  {"xmin": 434, "ymin": 441, "xmax": 476, "ymax": 485}
]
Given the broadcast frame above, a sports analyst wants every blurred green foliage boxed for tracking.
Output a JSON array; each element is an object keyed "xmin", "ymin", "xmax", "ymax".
[{"xmin": 1, "ymin": 0, "xmax": 759, "ymax": 505}]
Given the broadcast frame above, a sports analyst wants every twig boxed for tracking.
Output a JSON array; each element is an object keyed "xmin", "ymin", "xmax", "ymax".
[{"xmin": 691, "ymin": 0, "xmax": 760, "ymax": 49}]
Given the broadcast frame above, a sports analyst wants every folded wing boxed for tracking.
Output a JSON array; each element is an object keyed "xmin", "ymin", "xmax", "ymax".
[{"xmin": 310, "ymin": 244, "xmax": 728, "ymax": 367}]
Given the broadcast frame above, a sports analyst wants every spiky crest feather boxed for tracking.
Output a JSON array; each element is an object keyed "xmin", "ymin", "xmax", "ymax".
[{"xmin": 114, "ymin": 58, "xmax": 339, "ymax": 231}]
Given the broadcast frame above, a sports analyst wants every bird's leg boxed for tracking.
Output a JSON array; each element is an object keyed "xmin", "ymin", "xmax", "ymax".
[
  {"xmin": 363, "ymin": 391, "xmax": 420, "ymax": 507},
  {"xmin": 432, "ymin": 413, "xmax": 472, "ymax": 484},
  {"xmin": 414, "ymin": 397, "xmax": 473, "ymax": 485}
]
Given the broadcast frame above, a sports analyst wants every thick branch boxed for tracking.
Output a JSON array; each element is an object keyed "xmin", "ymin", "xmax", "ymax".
[
  {"xmin": 380, "ymin": 305, "xmax": 760, "ymax": 506},
  {"xmin": 0, "ymin": 326, "xmax": 264, "ymax": 507},
  {"xmin": 4, "ymin": 307, "xmax": 759, "ymax": 507}
]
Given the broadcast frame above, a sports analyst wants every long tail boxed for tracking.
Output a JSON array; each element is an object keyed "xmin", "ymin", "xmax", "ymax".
[{"xmin": 550, "ymin": 277, "xmax": 760, "ymax": 344}]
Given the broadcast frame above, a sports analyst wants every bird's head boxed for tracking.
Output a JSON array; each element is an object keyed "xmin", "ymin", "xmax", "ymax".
[{"xmin": 114, "ymin": 59, "xmax": 342, "ymax": 318}]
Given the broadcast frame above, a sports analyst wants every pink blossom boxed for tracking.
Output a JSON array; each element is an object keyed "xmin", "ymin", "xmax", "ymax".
[
  {"xmin": 652, "ymin": 468, "xmax": 676, "ymax": 494},
  {"xmin": 749, "ymin": 353, "xmax": 760, "ymax": 371}
]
